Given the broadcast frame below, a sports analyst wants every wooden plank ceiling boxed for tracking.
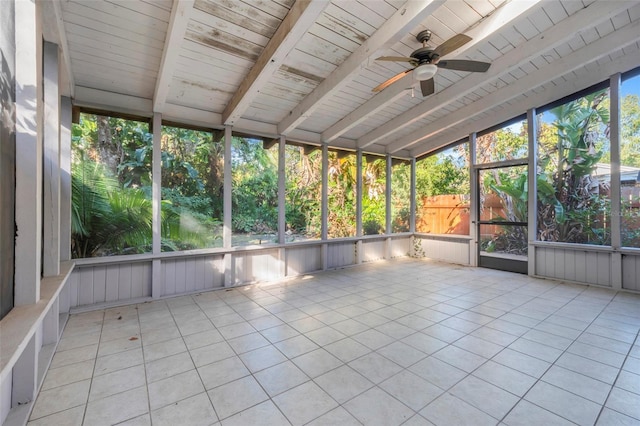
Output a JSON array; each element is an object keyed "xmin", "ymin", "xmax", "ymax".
[{"xmin": 58, "ymin": 0, "xmax": 640, "ymax": 158}]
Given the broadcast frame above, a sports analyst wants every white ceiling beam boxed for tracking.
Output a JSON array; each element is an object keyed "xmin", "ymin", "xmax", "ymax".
[
  {"xmin": 222, "ymin": 0, "xmax": 329, "ymax": 126},
  {"xmin": 322, "ymin": 0, "xmax": 543, "ymax": 143},
  {"xmin": 277, "ymin": 0, "xmax": 446, "ymax": 135},
  {"xmin": 405, "ymin": 18, "xmax": 640, "ymax": 157},
  {"xmin": 410, "ymin": 44, "xmax": 640, "ymax": 158},
  {"xmin": 362, "ymin": 0, "xmax": 635, "ymax": 151},
  {"xmin": 153, "ymin": 0, "xmax": 194, "ymax": 113}
]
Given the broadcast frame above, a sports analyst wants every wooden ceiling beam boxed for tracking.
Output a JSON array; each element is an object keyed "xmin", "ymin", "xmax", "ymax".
[
  {"xmin": 322, "ymin": 0, "xmax": 543, "ymax": 144},
  {"xmin": 407, "ymin": 20, "xmax": 640, "ymax": 157},
  {"xmin": 222, "ymin": 0, "xmax": 328, "ymax": 126},
  {"xmin": 153, "ymin": 0, "xmax": 194, "ymax": 113},
  {"xmin": 277, "ymin": 0, "xmax": 446, "ymax": 136},
  {"xmin": 365, "ymin": 0, "xmax": 636, "ymax": 153}
]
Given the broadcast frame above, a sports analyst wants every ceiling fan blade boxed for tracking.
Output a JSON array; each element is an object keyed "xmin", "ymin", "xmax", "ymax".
[
  {"xmin": 376, "ymin": 56, "xmax": 415, "ymax": 63},
  {"xmin": 437, "ymin": 59, "xmax": 490, "ymax": 72},
  {"xmin": 372, "ymin": 69, "xmax": 412, "ymax": 93},
  {"xmin": 433, "ymin": 34, "xmax": 472, "ymax": 58},
  {"xmin": 420, "ymin": 78, "xmax": 435, "ymax": 97}
]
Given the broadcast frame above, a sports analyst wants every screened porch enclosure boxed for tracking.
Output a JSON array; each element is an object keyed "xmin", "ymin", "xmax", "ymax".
[{"xmin": 2, "ymin": 0, "xmax": 640, "ymax": 425}]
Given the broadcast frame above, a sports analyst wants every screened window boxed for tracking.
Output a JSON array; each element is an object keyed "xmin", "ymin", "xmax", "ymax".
[
  {"xmin": 391, "ymin": 159, "xmax": 410, "ymax": 233},
  {"xmin": 328, "ymin": 150, "xmax": 357, "ymax": 238},
  {"xmin": 476, "ymin": 118, "xmax": 528, "ymax": 163},
  {"xmin": 621, "ymin": 73, "xmax": 640, "ymax": 248},
  {"xmin": 536, "ymin": 88, "xmax": 611, "ymax": 245},
  {"xmin": 231, "ymin": 136, "xmax": 278, "ymax": 246},
  {"xmin": 415, "ymin": 143, "xmax": 470, "ymax": 235},
  {"xmin": 71, "ymin": 113, "xmax": 152, "ymax": 257},
  {"xmin": 161, "ymin": 126, "xmax": 223, "ymax": 251},
  {"xmin": 285, "ymin": 145, "xmax": 321, "ymax": 242},
  {"xmin": 362, "ymin": 154, "xmax": 386, "ymax": 235}
]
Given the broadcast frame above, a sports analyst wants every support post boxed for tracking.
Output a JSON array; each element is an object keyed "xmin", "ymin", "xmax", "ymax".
[
  {"xmin": 469, "ymin": 133, "xmax": 478, "ymax": 267},
  {"xmin": 59, "ymin": 97, "xmax": 72, "ymax": 261},
  {"xmin": 527, "ymin": 108, "xmax": 538, "ymax": 276},
  {"xmin": 278, "ymin": 135, "xmax": 286, "ymax": 244},
  {"xmin": 278, "ymin": 135, "xmax": 287, "ymax": 278},
  {"xmin": 610, "ymin": 73, "xmax": 622, "ymax": 290},
  {"xmin": 152, "ymin": 113, "xmax": 162, "ymax": 298},
  {"xmin": 42, "ymin": 41, "xmax": 60, "ymax": 277},
  {"xmin": 356, "ymin": 150, "xmax": 363, "ymax": 263},
  {"xmin": 321, "ymin": 144, "xmax": 328, "ymax": 270},
  {"xmin": 224, "ymin": 126, "xmax": 233, "ymax": 285},
  {"xmin": 385, "ymin": 154, "xmax": 392, "ymax": 259},
  {"xmin": 14, "ymin": 0, "xmax": 42, "ymax": 304},
  {"xmin": 410, "ymin": 157, "xmax": 416, "ymax": 233}
]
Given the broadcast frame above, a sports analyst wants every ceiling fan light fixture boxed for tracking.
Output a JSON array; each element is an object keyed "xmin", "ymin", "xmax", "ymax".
[{"xmin": 413, "ymin": 63, "xmax": 437, "ymax": 81}]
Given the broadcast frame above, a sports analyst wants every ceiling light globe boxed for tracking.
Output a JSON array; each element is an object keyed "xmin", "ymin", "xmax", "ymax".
[{"xmin": 414, "ymin": 63, "xmax": 437, "ymax": 81}]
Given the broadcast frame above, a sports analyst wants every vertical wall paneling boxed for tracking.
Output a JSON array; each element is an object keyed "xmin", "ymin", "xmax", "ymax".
[
  {"xmin": 130, "ymin": 263, "xmax": 144, "ymax": 298},
  {"xmin": 118, "ymin": 263, "xmax": 132, "ymax": 300},
  {"xmin": 92, "ymin": 267, "xmax": 106, "ymax": 304},
  {"xmin": 174, "ymin": 258, "xmax": 186, "ymax": 294},
  {"xmin": 622, "ymin": 254, "xmax": 640, "ymax": 291},
  {"xmin": 184, "ymin": 258, "xmax": 196, "ymax": 293},
  {"xmin": 78, "ymin": 267, "xmax": 94, "ymax": 306},
  {"xmin": 418, "ymin": 237, "xmax": 470, "ymax": 265},
  {"xmin": 105, "ymin": 265, "xmax": 120, "ymax": 302},
  {"xmin": 194, "ymin": 256, "xmax": 205, "ymax": 290}
]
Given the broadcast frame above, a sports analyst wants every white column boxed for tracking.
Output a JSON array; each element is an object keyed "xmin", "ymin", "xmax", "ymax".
[
  {"xmin": 59, "ymin": 97, "xmax": 72, "ymax": 261},
  {"xmin": 527, "ymin": 108, "xmax": 538, "ymax": 276},
  {"xmin": 410, "ymin": 157, "xmax": 416, "ymax": 233},
  {"xmin": 278, "ymin": 136, "xmax": 286, "ymax": 277},
  {"xmin": 385, "ymin": 154, "xmax": 392, "ymax": 259},
  {"xmin": 610, "ymin": 73, "xmax": 622, "ymax": 290},
  {"xmin": 278, "ymin": 136, "xmax": 286, "ymax": 244},
  {"xmin": 223, "ymin": 126, "xmax": 233, "ymax": 285},
  {"xmin": 321, "ymin": 144, "xmax": 328, "ymax": 270},
  {"xmin": 469, "ymin": 133, "xmax": 478, "ymax": 267},
  {"xmin": 356, "ymin": 150, "xmax": 363, "ymax": 263},
  {"xmin": 42, "ymin": 41, "xmax": 60, "ymax": 277},
  {"xmin": 14, "ymin": 0, "xmax": 42, "ymax": 304},
  {"xmin": 152, "ymin": 112, "xmax": 162, "ymax": 298}
]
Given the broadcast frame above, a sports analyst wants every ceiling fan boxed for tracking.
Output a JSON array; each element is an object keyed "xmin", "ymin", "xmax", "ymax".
[{"xmin": 373, "ymin": 30, "xmax": 491, "ymax": 97}]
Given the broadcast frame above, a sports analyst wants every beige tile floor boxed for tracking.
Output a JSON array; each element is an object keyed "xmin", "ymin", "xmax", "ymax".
[{"xmin": 29, "ymin": 258, "xmax": 640, "ymax": 426}]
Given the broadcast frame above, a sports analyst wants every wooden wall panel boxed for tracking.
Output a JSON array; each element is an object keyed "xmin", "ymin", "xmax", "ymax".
[
  {"xmin": 622, "ymin": 254, "xmax": 640, "ymax": 291},
  {"xmin": 418, "ymin": 237, "xmax": 470, "ymax": 265},
  {"xmin": 69, "ymin": 262, "xmax": 152, "ymax": 307},
  {"xmin": 390, "ymin": 237, "xmax": 411, "ymax": 258},
  {"xmin": 235, "ymin": 250, "xmax": 281, "ymax": 284},
  {"xmin": 327, "ymin": 242, "xmax": 355, "ymax": 269},
  {"xmin": 535, "ymin": 247, "xmax": 611, "ymax": 287},
  {"xmin": 287, "ymin": 246, "xmax": 322, "ymax": 276},
  {"xmin": 362, "ymin": 240, "xmax": 385, "ymax": 263}
]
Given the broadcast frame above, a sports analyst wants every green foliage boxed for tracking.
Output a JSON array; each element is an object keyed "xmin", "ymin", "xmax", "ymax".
[{"xmin": 537, "ymin": 90, "xmax": 611, "ymax": 245}]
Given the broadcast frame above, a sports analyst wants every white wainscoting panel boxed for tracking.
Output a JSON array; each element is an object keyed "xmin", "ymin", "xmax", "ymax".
[
  {"xmin": 361, "ymin": 239, "xmax": 386, "ymax": 263},
  {"xmin": 417, "ymin": 236, "xmax": 470, "ymax": 265},
  {"xmin": 327, "ymin": 242, "xmax": 355, "ymax": 269},
  {"xmin": 162, "ymin": 255, "xmax": 224, "ymax": 297},
  {"xmin": 286, "ymin": 245, "xmax": 322, "ymax": 276},
  {"xmin": 390, "ymin": 237, "xmax": 411, "ymax": 258},
  {"xmin": 622, "ymin": 253, "xmax": 640, "ymax": 291},
  {"xmin": 535, "ymin": 246, "xmax": 611, "ymax": 287},
  {"xmin": 234, "ymin": 249, "xmax": 281, "ymax": 285},
  {"xmin": 69, "ymin": 261, "xmax": 152, "ymax": 307}
]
